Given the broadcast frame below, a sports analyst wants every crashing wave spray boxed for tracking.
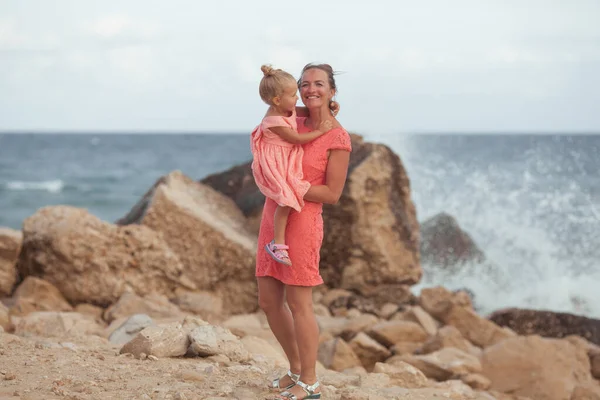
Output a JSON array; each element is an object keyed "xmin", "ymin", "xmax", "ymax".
[{"xmin": 363, "ymin": 132, "xmax": 600, "ymax": 318}]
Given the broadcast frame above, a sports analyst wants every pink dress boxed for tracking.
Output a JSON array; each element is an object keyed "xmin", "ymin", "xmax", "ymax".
[
  {"xmin": 255, "ymin": 117, "xmax": 352, "ymax": 286},
  {"xmin": 250, "ymin": 111, "xmax": 310, "ymax": 212}
]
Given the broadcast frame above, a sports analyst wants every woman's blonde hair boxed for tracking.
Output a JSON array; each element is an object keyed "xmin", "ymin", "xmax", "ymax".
[{"xmin": 259, "ymin": 65, "xmax": 297, "ymax": 106}]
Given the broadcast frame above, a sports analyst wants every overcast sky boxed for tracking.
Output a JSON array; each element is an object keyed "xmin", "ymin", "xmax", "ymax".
[{"xmin": 1, "ymin": 0, "xmax": 599, "ymax": 134}]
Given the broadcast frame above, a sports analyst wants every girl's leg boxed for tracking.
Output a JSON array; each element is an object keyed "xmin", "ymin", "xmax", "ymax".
[
  {"xmin": 274, "ymin": 205, "xmax": 291, "ymax": 244},
  {"xmin": 257, "ymin": 277, "xmax": 301, "ymax": 387},
  {"xmin": 283, "ymin": 284, "xmax": 321, "ymax": 397}
]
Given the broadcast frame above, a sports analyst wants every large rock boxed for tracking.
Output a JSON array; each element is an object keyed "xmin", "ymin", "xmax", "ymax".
[
  {"xmin": 17, "ymin": 206, "xmax": 194, "ymax": 307},
  {"xmin": 103, "ymin": 291, "xmax": 183, "ymax": 323},
  {"xmin": 0, "ymin": 227, "xmax": 22, "ymax": 297},
  {"xmin": 200, "ymin": 163, "xmax": 266, "ymax": 234},
  {"xmin": 419, "ymin": 286, "xmax": 474, "ymax": 320},
  {"xmin": 420, "ymin": 213, "xmax": 485, "ymax": 268},
  {"xmin": 372, "ymin": 361, "xmax": 428, "ymax": 388},
  {"xmin": 120, "ymin": 322, "xmax": 190, "ymax": 358},
  {"xmin": 318, "ymin": 337, "xmax": 363, "ymax": 371},
  {"xmin": 202, "ymin": 135, "xmax": 422, "ymax": 295},
  {"xmin": 10, "ymin": 276, "xmax": 73, "ymax": 316},
  {"xmin": 349, "ymin": 332, "xmax": 392, "ymax": 371},
  {"xmin": 188, "ymin": 324, "xmax": 250, "ymax": 362},
  {"xmin": 108, "ymin": 314, "xmax": 155, "ymax": 345},
  {"xmin": 13, "ymin": 311, "xmax": 104, "ymax": 338},
  {"xmin": 444, "ymin": 304, "xmax": 515, "ymax": 348},
  {"xmin": 0, "ymin": 302, "xmax": 10, "ymax": 331},
  {"xmin": 481, "ymin": 335, "xmax": 594, "ymax": 400},
  {"xmin": 117, "ymin": 170, "xmax": 257, "ymax": 315},
  {"xmin": 489, "ymin": 308, "xmax": 600, "ymax": 346}
]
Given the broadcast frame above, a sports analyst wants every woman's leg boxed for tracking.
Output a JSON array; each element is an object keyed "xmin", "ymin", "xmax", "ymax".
[
  {"xmin": 284, "ymin": 284, "xmax": 321, "ymax": 396},
  {"xmin": 274, "ymin": 205, "xmax": 291, "ymax": 244},
  {"xmin": 257, "ymin": 276, "xmax": 301, "ymax": 386}
]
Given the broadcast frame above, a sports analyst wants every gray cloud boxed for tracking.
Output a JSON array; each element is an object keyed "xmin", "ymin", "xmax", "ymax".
[{"xmin": 0, "ymin": 0, "xmax": 599, "ymax": 132}]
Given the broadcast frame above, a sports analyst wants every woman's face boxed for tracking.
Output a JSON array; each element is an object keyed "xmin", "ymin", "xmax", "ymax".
[{"xmin": 299, "ymin": 68, "xmax": 335, "ymax": 110}]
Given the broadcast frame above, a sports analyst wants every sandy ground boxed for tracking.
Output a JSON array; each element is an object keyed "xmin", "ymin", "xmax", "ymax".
[{"xmin": 0, "ymin": 332, "xmax": 278, "ymax": 400}]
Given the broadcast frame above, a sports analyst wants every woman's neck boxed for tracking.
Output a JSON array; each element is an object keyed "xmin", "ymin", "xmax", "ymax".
[{"xmin": 306, "ymin": 107, "xmax": 328, "ymax": 129}]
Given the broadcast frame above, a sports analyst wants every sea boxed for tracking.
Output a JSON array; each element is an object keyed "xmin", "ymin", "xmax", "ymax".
[{"xmin": 1, "ymin": 132, "xmax": 599, "ymax": 318}]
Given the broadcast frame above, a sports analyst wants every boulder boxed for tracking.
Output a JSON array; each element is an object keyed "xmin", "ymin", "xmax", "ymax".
[
  {"xmin": 188, "ymin": 324, "xmax": 250, "ymax": 362},
  {"xmin": 393, "ymin": 347, "xmax": 481, "ymax": 381},
  {"xmin": 170, "ymin": 289, "xmax": 224, "ymax": 322},
  {"xmin": 395, "ymin": 305, "xmax": 438, "ymax": 336},
  {"xmin": 117, "ymin": 170, "xmax": 257, "ymax": 315},
  {"xmin": 200, "ymin": 162, "xmax": 265, "ymax": 234},
  {"xmin": 420, "ymin": 325, "xmax": 481, "ymax": 356},
  {"xmin": 17, "ymin": 206, "xmax": 194, "ymax": 307},
  {"xmin": 0, "ymin": 301, "xmax": 10, "ymax": 331},
  {"xmin": 120, "ymin": 321, "xmax": 190, "ymax": 358},
  {"xmin": 13, "ymin": 311, "xmax": 104, "ymax": 338},
  {"xmin": 0, "ymin": 227, "xmax": 22, "ymax": 297},
  {"xmin": 10, "ymin": 276, "xmax": 73, "ymax": 316},
  {"xmin": 367, "ymin": 320, "xmax": 429, "ymax": 348},
  {"xmin": 372, "ymin": 361, "xmax": 428, "ymax": 388},
  {"xmin": 202, "ymin": 135, "xmax": 422, "ymax": 295},
  {"xmin": 108, "ymin": 313, "xmax": 155, "ymax": 345},
  {"xmin": 349, "ymin": 332, "xmax": 392, "ymax": 371},
  {"xmin": 419, "ymin": 285, "xmax": 473, "ymax": 320},
  {"xmin": 318, "ymin": 337, "xmax": 363, "ymax": 371},
  {"xmin": 481, "ymin": 335, "xmax": 594, "ymax": 400},
  {"xmin": 420, "ymin": 213, "xmax": 485, "ymax": 268},
  {"xmin": 103, "ymin": 291, "xmax": 183, "ymax": 324},
  {"xmin": 489, "ymin": 308, "xmax": 600, "ymax": 346},
  {"xmin": 444, "ymin": 304, "xmax": 515, "ymax": 348}
]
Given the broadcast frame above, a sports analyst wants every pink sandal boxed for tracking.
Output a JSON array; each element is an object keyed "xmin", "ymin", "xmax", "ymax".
[{"xmin": 265, "ymin": 240, "xmax": 292, "ymax": 266}]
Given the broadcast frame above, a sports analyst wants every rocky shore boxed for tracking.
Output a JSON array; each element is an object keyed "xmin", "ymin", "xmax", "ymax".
[{"xmin": 1, "ymin": 135, "xmax": 599, "ymax": 400}]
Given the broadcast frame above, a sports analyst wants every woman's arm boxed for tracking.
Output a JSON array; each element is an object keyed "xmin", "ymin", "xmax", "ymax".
[{"xmin": 304, "ymin": 149, "xmax": 350, "ymax": 204}]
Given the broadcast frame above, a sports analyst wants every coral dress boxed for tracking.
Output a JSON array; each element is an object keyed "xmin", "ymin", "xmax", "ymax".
[
  {"xmin": 255, "ymin": 117, "xmax": 352, "ymax": 286},
  {"xmin": 250, "ymin": 111, "xmax": 310, "ymax": 212}
]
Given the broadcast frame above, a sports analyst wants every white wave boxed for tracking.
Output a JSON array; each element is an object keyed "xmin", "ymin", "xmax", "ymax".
[
  {"xmin": 5, "ymin": 179, "xmax": 65, "ymax": 193},
  {"xmin": 368, "ymin": 133, "xmax": 600, "ymax": 318}
]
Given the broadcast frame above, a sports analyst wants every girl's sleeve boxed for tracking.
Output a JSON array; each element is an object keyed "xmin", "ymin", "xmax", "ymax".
[{"xmin": 262, "ymin": 116, "xmax": 294, "ymax": 130}]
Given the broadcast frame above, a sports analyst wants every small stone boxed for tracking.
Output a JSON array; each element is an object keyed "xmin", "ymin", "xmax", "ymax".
[
  {"xmin": 139, "ymin": 352, "xmax": 147, "ymax": 360},
  {"xmin": 61, "ymin": 342, "xmax": 78, "ymax": 352},
  {"xmin": 148, "ymin": 355, "xmax": 159, "ymax": 361},
  {"xmin": 5, "ymin": 373, "xmax": 16, "ymax": 381}
]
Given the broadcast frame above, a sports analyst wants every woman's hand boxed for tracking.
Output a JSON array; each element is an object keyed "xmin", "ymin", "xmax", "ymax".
[{"xmin": 329, "ymin": 101, "xmax": 340, "ymax": 117}]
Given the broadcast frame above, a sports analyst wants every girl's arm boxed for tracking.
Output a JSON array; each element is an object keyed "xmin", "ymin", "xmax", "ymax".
[
  {"xmin": 270, "ymin": 120, "xmax": 333, "ymax": 145},
  {"xmin": 304, "ymin": 149, "xmax": 350, "ymax": 204}
]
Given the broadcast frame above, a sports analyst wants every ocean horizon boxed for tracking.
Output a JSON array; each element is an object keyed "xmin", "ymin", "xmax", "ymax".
[{"xmin": 1, "ymin": 131, "xmax": 599, "ymax": 319}]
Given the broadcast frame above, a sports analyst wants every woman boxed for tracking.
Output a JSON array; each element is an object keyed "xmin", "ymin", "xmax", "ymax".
[{"xmin": 255, "ymin": 63, "xmax": 352, "ymax": 400}]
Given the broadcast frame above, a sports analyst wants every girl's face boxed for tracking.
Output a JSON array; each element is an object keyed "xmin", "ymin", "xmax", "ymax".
[
  {"xmin": 299, "ymin": 68, "xmax": 335, "ymax": 110},
  {"xmin": 276, "ymin": 82, "xmax": 299, "ymax": 113}
]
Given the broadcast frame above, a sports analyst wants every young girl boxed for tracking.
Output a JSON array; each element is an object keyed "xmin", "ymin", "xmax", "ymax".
[{"xmin": 251, "ymin": 64, "xmax": 336, "ymax": 266}]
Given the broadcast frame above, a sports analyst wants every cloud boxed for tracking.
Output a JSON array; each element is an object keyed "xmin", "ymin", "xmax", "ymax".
[
  {"xmin": 0, "ymin": 18, "xmax": 27, "ymax": 50},
  {"xmin": 85, "ymin": 14, "xmax": 160, "ymax": 40},
  {"xmin": 0, "ymin": 0, "xmax": 599, "ymax": 132}
]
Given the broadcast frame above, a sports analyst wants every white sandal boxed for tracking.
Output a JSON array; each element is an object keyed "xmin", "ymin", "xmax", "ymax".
[
  {"xmin": 271, "ymin": 370, "xmax": 300, "ymax": 390},
  {"xmin": 279, "ymin": 380, "xmax": 321, "ymax": 399}
]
